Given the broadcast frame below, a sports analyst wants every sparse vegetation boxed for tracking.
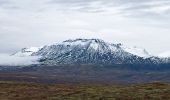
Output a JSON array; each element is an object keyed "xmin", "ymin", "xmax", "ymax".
[{"xmin": 0, "ymin": 81, "xmax": 170, "ymax": 100}]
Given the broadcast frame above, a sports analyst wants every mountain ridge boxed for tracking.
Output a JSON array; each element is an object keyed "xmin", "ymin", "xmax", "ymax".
[{"xmin": 12, "ymin": 38, "xmax": 169, "ymax": 66}]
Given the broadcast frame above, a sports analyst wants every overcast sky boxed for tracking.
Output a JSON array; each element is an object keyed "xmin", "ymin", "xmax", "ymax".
[{"xmin": 0, "ymin": 0, "xmax": 170, "ymax": 55}]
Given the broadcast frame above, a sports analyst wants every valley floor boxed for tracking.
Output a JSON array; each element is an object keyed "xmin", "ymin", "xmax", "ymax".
[{"xmin": 0, "ymin": 81, "xmax": 170, "ymax": 100}]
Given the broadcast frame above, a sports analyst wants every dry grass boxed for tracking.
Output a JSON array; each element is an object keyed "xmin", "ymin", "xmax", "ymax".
[{"xmin": 0, "ymin": 81, "xmax": 170, "ymax": 100}]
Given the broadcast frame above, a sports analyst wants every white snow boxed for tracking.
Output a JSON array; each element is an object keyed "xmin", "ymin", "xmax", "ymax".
[
  {"xmin": 13, "ymin": 47, "xmax": 42, "ymax": 57},
  {"xmin": 89, "ymin": 40, "xmax": 99, "ymax": 50},
  {"xmin": 14, "ymin": 51, "xmax": 33, "ymax": 57},
  {"xmin": 122, "ymin": 46, "xmax": 151, "ymax": 58},
  {"xmin": 62, "ymin": 39, "xmax": 102, "ymax": 50},
  {"xmin": 109, "ymin": 45, "xmax": 117, "ymax": 52},
  {"xmin": 158, "ymin": 51, "xmax": 170, "ymax": 58},
  {"xmin": 26, "ymin": 47, "xmax": 41, "ymax": 52},
  {"xmin": 63, "ymin": 40, "xmax": 88, "ymax": 46}
]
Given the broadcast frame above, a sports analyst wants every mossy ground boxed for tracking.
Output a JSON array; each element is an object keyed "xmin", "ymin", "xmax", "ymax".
[{"xmin": 0, "ymin": 81, "xmax": 170, "ymax": 100}]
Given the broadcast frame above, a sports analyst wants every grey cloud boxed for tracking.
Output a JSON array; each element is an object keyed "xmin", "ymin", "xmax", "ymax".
[
  {"xmin": 49, "ymin": 0, "xmax": 170, "ymax": 17},
  {"xmin": 0, "ymin": 0, "xmax": 170, "ymax": 55},
  {"xmin": 0, "ymin": 0, "xmax": 20, "ymax": 10},
  {"xmin": 0, "ymin": 0, "xmax": 9, "ymax": 5},
  {"xmin": 1, "ymin": 0, "xmax": 170, "ymax": 17}
]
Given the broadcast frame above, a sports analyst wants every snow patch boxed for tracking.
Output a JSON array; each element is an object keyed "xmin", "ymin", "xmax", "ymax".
[
  {"xmin": 13, "ymin": 47, "xmax": 42, "ymax": 57},
  {"xmin": 62, "ymin": 40, "xmax": 88, "ymax": 46},
  {"xmin": 122, "ymin": 46, "xmax": 151, "ymax": 58},
  {"xmin": 109, "ymin": 45, "xmax": 117, "ymax": 52},
  {"xmin": 89, "ymin": 40, "xmax": 99, "ymax": 50}
]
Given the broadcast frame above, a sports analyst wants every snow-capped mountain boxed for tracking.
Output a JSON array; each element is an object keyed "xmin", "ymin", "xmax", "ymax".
[{"xmin": 13, "ymin": 39, "xmax": 168, "ymax": 66}]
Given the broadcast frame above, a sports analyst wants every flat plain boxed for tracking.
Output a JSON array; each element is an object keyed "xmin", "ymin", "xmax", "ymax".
[{"xmin": 0, "ymin": 81, "xmax": 170, "ymax": 100}]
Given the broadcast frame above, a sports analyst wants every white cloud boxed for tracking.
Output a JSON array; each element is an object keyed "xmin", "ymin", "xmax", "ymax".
[
  {"xmin": 158, "ymin": 51, "xmax": 170, "ymax": 58},
  {"xmin": 0, "ymin": 54, "xmax": 39, "ymax": 66}
]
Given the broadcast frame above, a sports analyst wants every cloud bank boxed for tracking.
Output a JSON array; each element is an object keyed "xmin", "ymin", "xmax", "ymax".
[{"xmin": 0, "ymin": 54, "xmax": 39, "ymax": 66}]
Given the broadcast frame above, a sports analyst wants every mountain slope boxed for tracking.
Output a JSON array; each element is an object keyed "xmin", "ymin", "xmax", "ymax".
[{"xmin": 30, "ymin": 39, "xmax": 157, "ymax": 65}]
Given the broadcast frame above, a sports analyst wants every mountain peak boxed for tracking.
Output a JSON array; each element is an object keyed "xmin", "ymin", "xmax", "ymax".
[
  {"xmin": 63, "ymin": 38, "xmax": 105, "ymax": 43},
  {"xmin": 61, "ymin": 39, "xmax": 108, "ymax": 50}
]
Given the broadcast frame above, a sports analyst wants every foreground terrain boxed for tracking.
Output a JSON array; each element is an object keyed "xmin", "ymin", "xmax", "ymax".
[{"xmin": 0, "ymin": 81, "xmax": 170, "ymax": 100}]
